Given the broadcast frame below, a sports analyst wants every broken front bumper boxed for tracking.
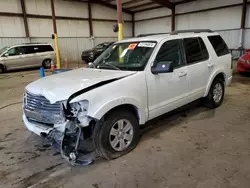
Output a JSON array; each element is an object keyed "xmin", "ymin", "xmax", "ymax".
[{"xmin": 23, "ymin": 114, "xmax": 96, "ymax": 166}]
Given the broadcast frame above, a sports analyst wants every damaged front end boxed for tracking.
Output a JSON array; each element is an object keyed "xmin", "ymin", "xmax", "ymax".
[
  {"xmin": 45, "ymin": 100, "xmax": 98, "ymax": 166},
  {"xmin": 24, "ymin": 92, "xmax": 98, "ymax": 166}
]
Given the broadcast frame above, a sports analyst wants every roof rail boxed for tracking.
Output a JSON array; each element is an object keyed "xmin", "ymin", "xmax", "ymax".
[
  {"xmin": 137, "ymin": 33, "xmax": 170, "ymax": 37},
  {"xmin": 137, "ymin": 29, "xmax": 213, "ymax": 37},
  {"xmin": 170, "ymin": 29, "xmax": 213, "ymax": 35},
  {"xmin": 21, "ymin": 42, "xmax": 47, "ymax": 45}
]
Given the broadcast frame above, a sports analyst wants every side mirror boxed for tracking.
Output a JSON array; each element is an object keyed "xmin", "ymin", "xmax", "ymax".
[
  {"xmin": 88, "ymin": 62, "xmax": 96, "ymax": 68},
  {"xmin": 151, "ymin": 61, "xmax": 174, "ymax": 74},
  {"xmin": 3, "ymin": 53, "xmax": 9, "ymax": 57}
]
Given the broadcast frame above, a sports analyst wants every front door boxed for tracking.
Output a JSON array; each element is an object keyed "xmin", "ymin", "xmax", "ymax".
[
  {"xmin": 4, "ymin": 47, "xmax": 26, "ymax": 70},
  {"xmin": 146, "ymin": 39, "xmax": 190, "ymax": 120}
]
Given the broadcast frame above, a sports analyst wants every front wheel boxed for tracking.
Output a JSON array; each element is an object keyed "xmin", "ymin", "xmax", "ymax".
[
  {"xmin": 94, "ymin": 109, "xmax": 140, "ymax": 160},
  {"xmin": 204, "ymin": 78, "xmax": 225, "ymax": 108},
  {"xmin": 0, "ymin": 65, "xmax": 4, "ymax": 74}
]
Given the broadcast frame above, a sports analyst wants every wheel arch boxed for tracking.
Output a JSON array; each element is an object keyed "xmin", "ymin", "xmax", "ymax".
[
  {"xmin": 0, "ymin": 63, "xmax": 6, "ymax": 73},
  {"xmin": 204, "ymin": 70, "xmax": 226, "ymax": 97},
  {"xmin": 90, "ymin": 99, "xmax": 146, "ymax": 125}
]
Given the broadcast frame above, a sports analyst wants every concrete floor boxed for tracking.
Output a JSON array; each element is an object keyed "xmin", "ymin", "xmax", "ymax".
[{"xmin": 0, "ymin": 68, "xmax": 250, "ymax": 188}]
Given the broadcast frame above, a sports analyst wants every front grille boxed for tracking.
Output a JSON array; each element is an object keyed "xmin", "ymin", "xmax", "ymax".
[
  {"xmin": 24, "ymin": 91, "xmax": 65, "ymax": 124},
  {"xmin": 26, "ymin": 92, "xmax": 61, "ymax": 112}
]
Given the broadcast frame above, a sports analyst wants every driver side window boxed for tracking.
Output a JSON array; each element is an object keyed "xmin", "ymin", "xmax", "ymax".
[
  {"xmin": 6, "ymin": 47, "xmax": 24, "ymax": 56},
  {"xmin": 155, "ymin": 39, "xmax": 184, "ymax": 69}
]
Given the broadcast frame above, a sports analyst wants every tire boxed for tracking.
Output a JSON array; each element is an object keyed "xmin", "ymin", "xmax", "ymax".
[
  {"xmin": 42, "ymin": 59, "xmax": 51, "ymax": 69},
  {"xmin": 0, "ymin": 64, "xmax": 4, "ymax": 74},
  {"xmin": 93, "ymin": 109, "xmax": 140, "ymax": 160},
  {"xmin": 204, "ymin": 78, "xmax": 225, "ymax": 109}
]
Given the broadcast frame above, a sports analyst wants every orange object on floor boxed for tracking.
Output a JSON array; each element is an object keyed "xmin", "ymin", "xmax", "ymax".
[
  {"xmin": 51, "ymin": 63, "xmax": 55, "ymax": 71},
  {"xmin": 64, "ymin": 57, "xmax": 68, "ymax": 68}
]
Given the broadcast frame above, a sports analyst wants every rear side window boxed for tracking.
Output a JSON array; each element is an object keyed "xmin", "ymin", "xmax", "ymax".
[
  {"xmin": 208, "ymin": 35, "xmax": 229, "ymax": 57},
  {"xmin": 24, "ymin": 46, "xmax": 36, "ymax": 54},
  {"xmin": 38, "ymin": 45, "xmax": 54, "ymax": 52},
  {"xmin": 198, "ymin": 38, "xmax": 209, "ymax": 60},
  {"xmin": 184, "ymin": 37, "xmax": 208, "ymax": 64}
]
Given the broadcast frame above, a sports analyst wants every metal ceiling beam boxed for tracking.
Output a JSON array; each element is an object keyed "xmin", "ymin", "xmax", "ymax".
[
  {"xmin": 91, "ymin": 0, "xmax": 133, "ymax": 14},
  {"xmin": 129, "ymin": 2, "xmax": 157, "ymax": 10},
  {"xmin": 20, "ymin": 0, "xmax": 30, "ymax": 38},
  {"xmin": 122, "ymin": 0, "xmax": 144, "ymax": 7},
  {"xmin": 150, "ymin": 0, "xmax": 174, "ymax": 10}
]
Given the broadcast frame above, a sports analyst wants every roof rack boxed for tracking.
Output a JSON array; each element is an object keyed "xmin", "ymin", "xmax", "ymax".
[
  {"xmin": 137, "ymin": 33, "xmax": 170, "ymax": 37},
  {"xmin": 170, "ymin": 29, "xmax": 213, "ymax": 35},
  {"xmin": 137, "ymin": 29, "xmax": 213, "ymax": 37},
  {"xmin": 21, "ymin": 42, "xmax": 47, "ymax": 45}
]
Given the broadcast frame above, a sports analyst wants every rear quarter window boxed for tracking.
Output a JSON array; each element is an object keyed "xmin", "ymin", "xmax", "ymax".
[
  {"xmin": 38, "ymin": 45, "xmax": 54, "ymax": 52},
  {"xmin": 208, "ymin": 35, "xmax": 229, "ymax": 57}
]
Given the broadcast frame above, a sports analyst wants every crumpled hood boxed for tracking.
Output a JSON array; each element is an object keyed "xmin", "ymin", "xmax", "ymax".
[{"xmin": 26, "ymin": 68, "xmax": 136, "ymax": 104}]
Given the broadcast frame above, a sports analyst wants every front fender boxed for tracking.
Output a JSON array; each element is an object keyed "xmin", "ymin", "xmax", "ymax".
[
  {"xmin": 88, "ymin": 96, "xmax": 146, "ymax": 125},
  {"xmin": 204, "ymin": 69, "xmax": 226, "ymax": 97}
]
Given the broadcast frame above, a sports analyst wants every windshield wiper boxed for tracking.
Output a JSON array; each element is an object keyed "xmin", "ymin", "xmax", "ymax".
[{"xmin": 102, "ymin": 62, "xmax": 121, "ymax": 70}]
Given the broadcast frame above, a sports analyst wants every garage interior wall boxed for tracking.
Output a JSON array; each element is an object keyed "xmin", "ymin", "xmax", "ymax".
[
  {"xmin": 135, "ymin": 0, "xmax": 250, "ymax": 49},
  {"xmin": 0, "ymin": 0, "xmax": 132, "ymax": 62}
]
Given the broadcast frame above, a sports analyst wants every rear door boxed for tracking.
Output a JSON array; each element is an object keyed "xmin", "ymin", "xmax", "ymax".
[
  {"xmin": 183, "ymin": 37, "xmax": 210, "ymax": 101},
  {"xmin": 207, "ymin": 35, "xmax": 231, "ymax": 83},
  {"xmin": 22, "ymin": 46, "xmax": 39, "ymax": 67}
]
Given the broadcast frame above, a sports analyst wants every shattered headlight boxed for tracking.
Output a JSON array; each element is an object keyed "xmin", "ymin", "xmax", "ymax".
[{"xmin": 68, "ymin": 100, "xmax": 90, "ymax": 126}]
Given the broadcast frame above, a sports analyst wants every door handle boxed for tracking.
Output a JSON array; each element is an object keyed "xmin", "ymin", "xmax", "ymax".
[
  {"xmin": 178, "ymin": 72, "xmax": 187, "ymax": 77},
  {"xmin": 208, "ymin": 63, "xmax": 214, "ymax": 68}
]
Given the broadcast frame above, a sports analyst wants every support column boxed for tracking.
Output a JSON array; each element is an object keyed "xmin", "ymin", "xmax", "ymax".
[
  {"xmin": 171, "ymin": 5, "xmax": 175, "ymax": 32},
  {"xmin": 88, "ymin": 2, "xmax": 95, "ymax": 48},
  {"xmin": 88, "ymin": 2, "xmax": 93, "ymax": 37},
  {"xmin": 20, "ymin": 0, "xmax": 30, "ymax": 38},
  {"xmin": 132, "ymin": 13, "xmax": 135, "ymax": 37},
  {"xmin": 240, "ymin": 0, "xmax": 247, "ymax": 47},
  {"xmin": 51, "ymin": 0, "xmax": 61, "ymax": 69},
  {"xmin": 116, "ymin": 0, "xmax": 123, "ymax": 41}
]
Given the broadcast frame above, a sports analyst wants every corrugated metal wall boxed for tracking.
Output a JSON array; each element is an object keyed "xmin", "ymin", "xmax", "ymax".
[
  {"xmin": 0, "ymin": 0, "xmax": 133, "ymax": 63},
  {"xmin": 134, "ymin": 0, "xmax": 250, "ymax": 49}
]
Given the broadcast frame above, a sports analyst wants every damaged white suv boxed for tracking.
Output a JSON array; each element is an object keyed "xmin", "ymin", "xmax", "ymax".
[{"xmin": 23, "ymin": 30, "xmax": 232, "ymax": 165}]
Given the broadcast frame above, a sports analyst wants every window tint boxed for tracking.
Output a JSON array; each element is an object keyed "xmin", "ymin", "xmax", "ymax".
[
  {"xmin": 7, "ymin": 47, "xmax": 25, "ymax": 56},
  {"xmin": 24, "ymin": 46, "xmax": 36, "ymax": 54},
  {"xmin": 208, "ymin": 35, "xmax": 229, "ymax": 57},
  {"xmin": 198, "ymin": 38, "xmax": 209, "ymax": 60},
  {"xmin": 184, "ymin": 38, "xmax": 205, "ymax": 64},
  {"xmin": 38, "ymin": 45, "xmax": 54, "ymax": 52},
  {"xmin": 155, "ymin": 39, "xmax": 184, "ymax": 68}
]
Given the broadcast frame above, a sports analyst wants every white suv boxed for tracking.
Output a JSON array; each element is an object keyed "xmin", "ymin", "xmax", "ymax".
[{"xmin": 23, "ymin": 30, "xmax": 232, "ymax": 165}]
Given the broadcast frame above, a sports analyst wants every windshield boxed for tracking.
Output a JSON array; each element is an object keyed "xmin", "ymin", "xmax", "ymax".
[
  {"xmin": 94, "ymin": 43, "xmax": 107, "ymax": 49},
  {"xmin": 0, "ymin": 46, "xmax": 9, "ymax": 55},
  {"xmin": 93, "ymin": 41, "xmax": 157, "ymax": 71}
]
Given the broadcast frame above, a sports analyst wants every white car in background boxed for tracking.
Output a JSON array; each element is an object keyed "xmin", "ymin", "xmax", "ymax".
[
  {"xmin": 23, "ymin": 30, "xmax": 232, "ymax": 165},
  {"xmin": 0, "ymin": 43, "xmax": 56, "ymax": 73}
]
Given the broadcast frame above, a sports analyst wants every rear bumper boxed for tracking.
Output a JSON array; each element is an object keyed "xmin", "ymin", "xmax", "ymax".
[{"xmin": 226, "ymin": 76, "xmax": 232, "ymax": 86}]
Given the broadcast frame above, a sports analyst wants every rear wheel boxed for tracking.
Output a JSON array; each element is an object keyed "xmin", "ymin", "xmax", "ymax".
[
  {"xmin": 204, "ymin": 78, "xmax": 225, "ymax": 108},
  {"xmin": 42, "ymin": 59, "xmax": 51, "ymax": 69},
  {"xmin": 94, "ymin": 109, "xmax": 140, "ymax": 160}
]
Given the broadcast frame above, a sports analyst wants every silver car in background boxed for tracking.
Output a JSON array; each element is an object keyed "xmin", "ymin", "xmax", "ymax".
[{"xmin": 0, "ymin": 43, "xmax": 56, "ymax": 73}]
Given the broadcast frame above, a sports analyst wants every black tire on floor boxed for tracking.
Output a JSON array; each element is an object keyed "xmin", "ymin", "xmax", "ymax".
[
  {"xmin": 93, "ymin": 109, "xmax": 140, "ymax": 160},
  {"xmin": 204, "ymin": 78, "xmax": 225, "ymax": 109},
  {"xmin": 0, "ymin": 64, "xmax": 4, "ymax": 74},
  {"xmin": 42, "ymin": 59, "xmax": 52, "ymax": 69}
]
